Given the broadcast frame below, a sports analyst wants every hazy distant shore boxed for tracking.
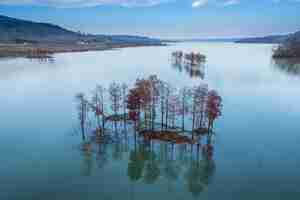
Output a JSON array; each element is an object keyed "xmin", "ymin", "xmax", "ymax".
[{"xmin": 0, "ymin": 42, "xmax": 165, "ymax": 58}]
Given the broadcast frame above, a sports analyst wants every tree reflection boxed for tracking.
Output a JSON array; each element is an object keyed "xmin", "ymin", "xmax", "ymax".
[
  {"xmin": 128, "ymin": 149, "xmax": 145, "ymax": 182},
  {"xmin": 172, "ymin": 51, "xmax": 206, "ymax": 79},
  {"xmin": 80, "ymin": 143, "xmax": 94, "ymax": 176},
  {"xmin": 185, "ymin": 136, "xmax": 216, "ymax": 197},
  {"xmin": 143, "ymin": 151, "xmax": 160, "ymax": 184},
  {"xmin": 272, "ymin": 58, "xmax": 300, "ymax": 77},
  {"xmin": 96, "ymin": 142, "xmax": 108, "ymax": 169}
]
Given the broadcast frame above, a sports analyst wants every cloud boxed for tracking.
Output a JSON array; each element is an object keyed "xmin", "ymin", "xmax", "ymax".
[
  {"xmin": 273, "ymin": 0, "xmax": 300, "ymax": 3},
  {"xmin": 192, "ymin": 0, "xmax": 209, "ymax": 8},
  {"xmin": 222, "ymin": 0, "xmax": 240, "ymax": 6},
  {"xmin": 192, "ymin": 0, "xmax": 240, "ymax": 8},
  {"xmin": 1, "ymin": 0, "xmax": 299, "ymax": 8},
  {"xmin": 0, "ymin": 0, "xmax": 174, "ymax": 7}
]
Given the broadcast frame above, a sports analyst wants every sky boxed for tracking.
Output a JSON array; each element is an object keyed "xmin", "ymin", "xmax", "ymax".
[{"xmin": 0, "ymin": 0, "xmax": 299, "ymax": 38}]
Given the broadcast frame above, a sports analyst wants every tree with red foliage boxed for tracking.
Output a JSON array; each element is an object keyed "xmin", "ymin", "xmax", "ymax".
[
  {"xmin": 205, "ymin": 90, "xmax": 222, "ymax": 133},
  {"xmin": 134, "ymin": 76, "xmax": 160, "ymax": 130},
  {"xmin": 127, "ymin": 88, "xmax": 142, "ymax": 132}
]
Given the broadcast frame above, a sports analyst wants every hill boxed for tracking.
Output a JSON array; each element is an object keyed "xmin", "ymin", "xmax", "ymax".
[
  {"xmin": 0, "ymin": 15, "xmax": 162, "ymax": 57},
  {"xmin": 0, "ymin": 15, "xmax": 84, "ymax": 43}
]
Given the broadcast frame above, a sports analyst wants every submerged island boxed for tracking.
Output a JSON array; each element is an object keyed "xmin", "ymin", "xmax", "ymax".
[{"xmin": 0, "ymin": 15, "xmax": 164, "ymax": 58}]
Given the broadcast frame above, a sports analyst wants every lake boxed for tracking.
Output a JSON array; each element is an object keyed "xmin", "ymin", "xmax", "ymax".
[{"xmin": 1, "ymin": 42, "xmax": 300, "ymax": 200}]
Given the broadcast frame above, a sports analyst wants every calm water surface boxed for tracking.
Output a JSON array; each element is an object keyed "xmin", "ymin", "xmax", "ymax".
[{"xmin": 1, "ymin": 42, "xmax": 300, "ymax": 200}]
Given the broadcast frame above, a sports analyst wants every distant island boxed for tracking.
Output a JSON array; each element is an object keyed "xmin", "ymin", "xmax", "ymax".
[
  {"xmin": 236, "ymin": 31, "xmax": 300, "ymax": 58},
  {"xmin": 0, "ymin": 15, "xmax": 163, "ymax": 58},
  {"xmin": 178, "ymin": 31, "xmax": 300, "ymax": 58},
  {"xmin": 235, "ymin": 34, "xmax": 288, "ymax": 44},
  {"xmin": 272, "ymin": 31, "xmax": 300, "ymax": 58}
]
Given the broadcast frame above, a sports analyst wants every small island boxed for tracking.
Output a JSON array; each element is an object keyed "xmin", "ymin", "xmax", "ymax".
[{"xmin": 272, "ymin": 31, "xmax": 300, "ymax": 58}]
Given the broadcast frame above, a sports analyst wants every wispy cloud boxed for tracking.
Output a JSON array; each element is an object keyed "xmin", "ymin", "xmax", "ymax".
[
  {"xmin": 192, "ymin": 0, "xmax": 209, "ymax": 8},
  {"xmin": 222, "ymin": 0, "xmax": 240, "ymax": 6},
  {"xmin": 0, "ymin": 0, "xmax": 300, "ymax": 8},
  {"xmin": 272, "ymin": 0, "xmax": 300, "ymax": 3},
  {"xmin": 192, "ymin": 0, "xmax": 240, "ymax": 8},
  {"xmin": 0, "ymin": 0, "xmax": 174, "ymax": 7}
]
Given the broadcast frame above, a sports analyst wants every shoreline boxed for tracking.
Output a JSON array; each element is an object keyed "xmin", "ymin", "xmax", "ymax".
[{"xmin": 0, "ymin": 42, "xmax": 166, "ymax": 59}]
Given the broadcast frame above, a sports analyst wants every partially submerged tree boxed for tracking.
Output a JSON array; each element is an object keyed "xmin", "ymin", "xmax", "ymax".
[
  {"xmin": 194, "ymin": 84, "xmax": 208, "ymax": 129},
  {"xmin": 206, "ymin": 90, "xmax": 222, "ymax": 134},
  {"xmin": 158, "ymin": 80, "xmax": 167, "ymax": 130},
  {"xmin": 76, "ymin": 93, "xmax": 89, "ymax": 141},
  {"xmin": 149, "ymin": 75, "xmax": 160, "ymax": 131},
  {"xmin": 167, "ymin": 92, "xmax": 180, "ymax": 129},
  {"xmin": 134, "ymin": 78, "xmax": 152, "ymax": 130},
  {"xmin": 109, "ymin": 82, "xmax": 122, "ymax": 130},
  {"xmin": 92, "ymin": 85, "xmax": 106, "ymax": 135},
  {"xmin": 179, "ymin": 87, "xmax": 192, "ymax": 131},
  {"xmin": 127, "ymin": 88, "xmax": 142, "ymax": 133},
  {"xmin": 122, "ymin": 83, "xmax": 128, "ymax": 128},
  {"xmin": 75, "ymin": 75, "xmax": 223, "ymax": 145}
]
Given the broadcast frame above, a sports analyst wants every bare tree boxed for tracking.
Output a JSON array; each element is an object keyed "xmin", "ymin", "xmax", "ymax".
[
  {"xmin": 109, "ymin": 82, "xmax": 122, "ymax": 131},
  {"xmin": 158, "ymin": 80, "xmax": 167, "ymax": 130},
  {"xmin": 122, "ymin": 83, "xmax": 128, "ymax": 129},
  {"xmin": 93, "ymin": 85, "xmax": 106, "ymax": 135},
  {"xmin": 76, "ymin": 93, "xmax": 88, "ymax": 141},
  {"xmin": 179, "ymin": 87, "xmax": 192, "ymax": 131}
]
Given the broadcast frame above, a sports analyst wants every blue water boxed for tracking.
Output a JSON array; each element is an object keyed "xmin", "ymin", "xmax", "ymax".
[{"xmin": 0, "ymin": 42, "xmax": 300, "ymax": 199}]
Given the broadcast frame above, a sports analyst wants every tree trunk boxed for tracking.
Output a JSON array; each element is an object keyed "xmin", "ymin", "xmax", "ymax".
[
  {"xmin": 101, "ymin": 94, "xmax": 105, "ymax": 136},
  {"xmin": 152, "ymin": 97, "xmax": 155, "ymax": 131},
  {"xmin": 182, "ymin": 100, "xmax": 185, "ymax": 131},
  {"xmin": 165, "ymin": 98, "xmax": 169, "ymax": 129}
]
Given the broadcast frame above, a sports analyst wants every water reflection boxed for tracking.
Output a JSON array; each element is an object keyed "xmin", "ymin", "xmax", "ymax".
[
  {"xmin": 0, "ymin": 56, "xmax": 55, "ymax": 80},
  {"xmin": 28, "ymin": 56, "xmax": 55, "ymax": 64},
  {"xmin": 272, "ymin": 58, "xmax": 300, "ymax": 77},
  {"xmin": 77, "ymin": 130, "xmax": 216, "ymax": 196},
  {"xmin": 81, "ymin": 148, "xmax": 94, "ymax": 176},
  {"xmin": 171, "ymin": 51, "xmax": 206, "ymax": 79}
]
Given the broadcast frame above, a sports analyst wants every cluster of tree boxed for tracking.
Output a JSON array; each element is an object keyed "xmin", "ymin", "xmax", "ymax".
[
  {"xmin": 273, "ymin": 35, "xmax": 300, "ymax": 58},
  {"xmin": 75, "ymin": 75, "xmax": 222, "ymax": 142}
]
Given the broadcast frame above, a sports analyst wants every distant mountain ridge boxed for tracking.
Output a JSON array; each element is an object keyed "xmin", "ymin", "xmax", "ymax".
[
  {"xmin": 0, "ymin": 15, "xmax": 161, "ymax": 45},
  {"xmin": 176, "ymin": 31, "xmax": 300, "ymax": 44},
  {"xmin": 235, "ymin": 32, "xmax": 300, "ymax": 44}
]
